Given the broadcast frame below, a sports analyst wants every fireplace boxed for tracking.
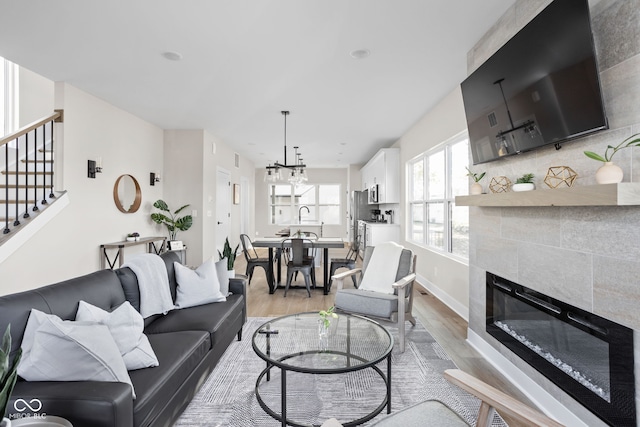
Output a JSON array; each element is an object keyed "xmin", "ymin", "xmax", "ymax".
[{"xmin": 486, "ymin": 272, "xmax": 635, "ymax": 426}]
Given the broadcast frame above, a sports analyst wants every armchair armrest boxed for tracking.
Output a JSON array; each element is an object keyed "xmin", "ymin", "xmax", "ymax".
[
  {"xmin": 391, "ymin": 273, "xmax": 416, "ymax": 291},
  {"xmin": 444, "ymin": 369, "xmax": 564, "ymax": 427},
  {"xmin": 331, "ymin": 268, "xmax": 362, "ymax": 290}
]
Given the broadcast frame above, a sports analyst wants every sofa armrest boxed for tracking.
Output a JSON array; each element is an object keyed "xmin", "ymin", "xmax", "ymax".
[
  {"xmin": 229, "ymin": 276, "xmax": 248, "ymax": 324},
  {"xmin": 8, "ymin": 381, "xmax": 133, "ymax": 427}
]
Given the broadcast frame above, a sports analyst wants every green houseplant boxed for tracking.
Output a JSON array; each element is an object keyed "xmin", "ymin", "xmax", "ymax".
[
  {"xmin": 512, "ymin": 173, "xmax": 535, "ymax": 192},
  {"xmin": 150, "ymin": 200, "xmax": 193, "ymax": 241},
  {"xmin": 1, "ymin": 325, "xmax": 22, "ymax": 424},
  {"xmin": 584, "ymin": 133, "xmax": 640, "ymax": 184},
  {"xmin": 218, "ymin": 238, "xmax": 239, "ymax": 272},
  {"xmin": 465, "ymin": 167, "xmax": 486, "ymax": 195}
]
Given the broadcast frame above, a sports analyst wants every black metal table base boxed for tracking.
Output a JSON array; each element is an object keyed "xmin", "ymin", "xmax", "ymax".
[{"xmin": 254, "ymin": 350, "xmax": 391, "ymax": 427}]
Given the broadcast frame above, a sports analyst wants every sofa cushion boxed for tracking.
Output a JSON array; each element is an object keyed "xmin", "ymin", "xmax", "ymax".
[
  {"xmin": 174, "ymin": 259, "xmax": 226, "ymax": 309},
  {"xmin": 144, "ymin": 295, "xmax": 244, "ymax": 348},
  {"xmin": 129, "ymin": 331, "xmax": 210, "ymax": 427},
  {"xmin": 76, "ymin": 301, "xmax": 159, "ymax": 370}
]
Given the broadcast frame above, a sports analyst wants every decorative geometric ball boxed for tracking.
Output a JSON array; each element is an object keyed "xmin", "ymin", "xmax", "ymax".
[
  {"xmin": 489, "ymin": 176, "xmax": 512, "ymax": 193},
  {"xmin": 544, "ymin": 166, "xmax": 578, "ymax": 189}
]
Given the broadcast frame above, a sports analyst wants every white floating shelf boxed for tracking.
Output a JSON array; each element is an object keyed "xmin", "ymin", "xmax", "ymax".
[{"xmin": 455, "ymin": 183, "xmax": 640, "ymax": 207}]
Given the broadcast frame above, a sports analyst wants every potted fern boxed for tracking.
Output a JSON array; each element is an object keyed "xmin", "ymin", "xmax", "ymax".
[
  {"xmin": 150, "ymin": 200, "xmax": 193, "ymax": 243},
  {"xmin": 1, "ymin": 325, "xmax": 22, "ymax": 427},
  {"xmin": 512, "ymin": 173, "xmax": 535, "ymax": 192},
  {"xmin": 218, "ymin": 238, "xmax": 239, "ymax": 278}
]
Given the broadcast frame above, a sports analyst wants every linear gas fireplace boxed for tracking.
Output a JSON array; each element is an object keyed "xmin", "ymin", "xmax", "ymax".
[{"xmin": 486, "ymin": 272, "xmax": 635, "ymax": 426}]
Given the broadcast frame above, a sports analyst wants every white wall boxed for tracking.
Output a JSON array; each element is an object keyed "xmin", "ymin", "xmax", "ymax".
[
  {"xmin": 394, "ymin": 87, "xmax": 471, "ymax": 319},
  {"xmin": 19, "ymin": 67, "xmax": 54, "ymax": 126},
  {"xmin": 0, "ymin": 82, "xmax": 164, "ymax": 294}
]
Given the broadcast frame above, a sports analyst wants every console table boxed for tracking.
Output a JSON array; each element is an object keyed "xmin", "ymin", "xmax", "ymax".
[{"xmin": 100, "ymin": 236, "xmax": 166, "ymax": 269}]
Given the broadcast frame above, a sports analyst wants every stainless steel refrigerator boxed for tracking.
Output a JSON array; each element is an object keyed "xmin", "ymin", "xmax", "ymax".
[{"xmin": 350, "ymin": 190, "xmax": 378, "ymax": 246}]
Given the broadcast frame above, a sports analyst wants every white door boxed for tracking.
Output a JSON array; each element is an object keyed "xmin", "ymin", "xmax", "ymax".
[
  {"xmin": 216, "ymin": 168, "xmax": 231, "ymax": 256},
  {"xmin": 240, "ymin": 176, "xmax": 249, "ymax": 236}
]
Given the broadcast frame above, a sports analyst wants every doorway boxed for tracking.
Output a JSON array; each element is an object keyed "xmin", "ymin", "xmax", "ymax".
[{"xmin": 216, "ymin": 168, "xmax": 231, "ymax": 255}]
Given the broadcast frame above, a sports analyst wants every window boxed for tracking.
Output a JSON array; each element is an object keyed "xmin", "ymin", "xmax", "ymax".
[
  {"xmin": 269, "ymin": 183, "xmax": 341, "ymax": 225},
  {"xmin": 408, "ymin": 133, "xmax": 469, "ymax": 258},
  {"xmin": 1, "ymin": 57, "xmax": 18, "ymax": 137}
]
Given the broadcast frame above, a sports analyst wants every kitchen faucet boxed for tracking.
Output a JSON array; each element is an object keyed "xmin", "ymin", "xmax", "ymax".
[{"xmin": 298, "ymin": 205, "xmax": 310, "ymax": 224}]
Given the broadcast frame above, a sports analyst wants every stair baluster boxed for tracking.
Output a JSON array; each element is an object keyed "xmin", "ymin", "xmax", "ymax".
[
  {"xmin": 48, "ymin": 119, "xmax": 55, "ymax": 199},
  {"xmin": 3, "ymin": 143, "xmax": 9, "ymax": 234},
  {"xmin": 13, "ymin": 133, "xmax": 20, "ymax": 226},
  {"xmin": 23, "ymin": 132, "xmax": 30, "ymax": 219}
]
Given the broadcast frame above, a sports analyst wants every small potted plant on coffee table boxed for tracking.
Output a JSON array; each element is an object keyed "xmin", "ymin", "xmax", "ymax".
[{"xmin": 512, "ymin": 173, "xmax": 535, "ymax": 192}]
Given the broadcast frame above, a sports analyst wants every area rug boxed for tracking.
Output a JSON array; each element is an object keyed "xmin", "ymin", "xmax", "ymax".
[{"xmin": 175, "ymin": 317, "xmax": 507, "ymax": 426}]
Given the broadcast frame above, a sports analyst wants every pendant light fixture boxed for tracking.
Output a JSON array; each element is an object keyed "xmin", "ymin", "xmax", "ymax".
[{"xmin": 264, "ymin": 111, "xmax": 308, "ymax": 184}]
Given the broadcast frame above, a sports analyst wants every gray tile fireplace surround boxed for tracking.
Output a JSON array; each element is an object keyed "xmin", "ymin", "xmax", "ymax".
[{"xmin": 466, "ymin": 0, "xmax": 640, "ymax": 426}]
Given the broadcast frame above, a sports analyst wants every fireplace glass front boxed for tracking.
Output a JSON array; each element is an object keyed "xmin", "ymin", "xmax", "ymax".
[{"xmin": 486, "ymin": 272, "xmax": 635, "ymax": 426}]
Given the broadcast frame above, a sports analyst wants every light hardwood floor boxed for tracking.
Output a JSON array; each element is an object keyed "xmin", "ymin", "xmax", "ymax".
[{"xmin": 236, "ymin": 247, "xmax": 540, "ymax": 426}]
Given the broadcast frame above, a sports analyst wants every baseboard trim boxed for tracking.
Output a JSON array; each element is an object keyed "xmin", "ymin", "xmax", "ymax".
[
  {"xmin": 0, "ymin": 192, "xmax": 69, "ymax": 265},
  {"xmin": 415, "ymin": 274, "xmax": 469, "ymax": 321},
  {"xmin": 467, "ymin": 329, "xmax": 589, "ymax": 427}
]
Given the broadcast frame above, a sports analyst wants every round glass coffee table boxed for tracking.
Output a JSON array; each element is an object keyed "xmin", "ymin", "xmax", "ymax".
[{"xmin": 252, "ymin": 312, "xmax": 393, "ymax": 427}]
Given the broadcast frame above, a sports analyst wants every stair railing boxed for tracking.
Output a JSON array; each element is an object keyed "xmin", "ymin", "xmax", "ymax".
[{"xmin": 0, "ymin": 110, "xmax": 63, "ymax": 235}]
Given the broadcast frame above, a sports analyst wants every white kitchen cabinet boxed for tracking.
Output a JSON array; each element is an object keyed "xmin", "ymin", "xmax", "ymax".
[
  {"xmin": 365, "ymin": 223, "xmax": 400, "ymax": 248},
  {"xmin": 362, "ymin": 148, "xmax": 400, "ymax": 203}
]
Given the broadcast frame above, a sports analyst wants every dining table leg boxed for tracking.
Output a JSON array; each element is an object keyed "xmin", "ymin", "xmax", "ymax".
[
  {"xmin": 323, "ymin": 247, "xmax": 329, "ymax": 295},
  {"xmin": 267, "ymin": 248, "xmax": 275, "ymax": 294}
]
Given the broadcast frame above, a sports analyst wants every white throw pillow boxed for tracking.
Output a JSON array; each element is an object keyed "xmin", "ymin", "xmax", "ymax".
[
  {"xmin": 18, "ymin": 309, "xmax": 136, "ymax": 398},
  {"xmin": 174, "ymin": 258, "xmax": 226, "ymax": 309},
  {"xmin": 75, "ymin": 301, "xmax": 159, "ymax": 370},
  {"xmin": 215, "ymin": 259, "xmax": 230, "ymax": 296}
]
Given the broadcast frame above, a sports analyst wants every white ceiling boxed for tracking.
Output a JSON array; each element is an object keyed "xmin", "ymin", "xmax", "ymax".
[{"xmin": 0, "ymin": 0, "xmax": 515, "ymax": 168}]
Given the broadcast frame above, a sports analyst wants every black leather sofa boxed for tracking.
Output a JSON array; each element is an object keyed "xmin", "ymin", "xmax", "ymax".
[{"xmin": 0, "ymin": 252, "xmax": 246, "ymax": 427}]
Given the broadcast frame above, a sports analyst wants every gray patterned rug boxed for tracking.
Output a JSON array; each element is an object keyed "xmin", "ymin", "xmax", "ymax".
[{"xmin": 175, "ymin": 317, "xmax": 507, "ymax": 426}]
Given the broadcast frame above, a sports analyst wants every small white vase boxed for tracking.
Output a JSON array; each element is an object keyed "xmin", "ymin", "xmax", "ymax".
[
  {"xmin": 227, "ymin": 270, "xmax": 235, "ymax": 279},
  {"xmin": 512, "ymin": 183, "xmax": 535, "ymax": 192},
  {"xmin": 595, "ymin": 161, "xmax": 623, "ymax": 184},
  {"xmin": 470, "ymin": 182, "xmax": 483, "ymax": 195}
]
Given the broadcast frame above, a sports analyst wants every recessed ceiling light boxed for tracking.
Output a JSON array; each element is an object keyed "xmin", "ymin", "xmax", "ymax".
[
  {"xmin": 161, "ymin": 51, "xmax": 183, "ymax": 61},
  {"xmin": 350, "ymin": 49, "xmax": 370, "ymax": 59}
]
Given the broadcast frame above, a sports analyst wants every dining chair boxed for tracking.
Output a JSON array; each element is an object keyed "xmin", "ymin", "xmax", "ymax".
[
  {"xmin": 328, "ymin": 236, "xmax": 360, "ymax": 288},
  {"xmin": 281, "ymin": 238, "xmax": 317, "ymax": 297},
  {"xmin": 239, "ymin": 234, "xmax": 272, "ymax": 285}
]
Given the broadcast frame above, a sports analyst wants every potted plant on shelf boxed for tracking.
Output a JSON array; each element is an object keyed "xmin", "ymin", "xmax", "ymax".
[
  {"xmin": 584, "ymin": 133, "xmax": 640, "ymax": 184},
  {"xmin": 1, "ymin": 325, "xmax": 22, "ymax": 427},
  {"xmin": 465, "ymin": 167, "xmax": 486, "ymax": 195},
  {"xmin": 218, "ymin": 238, "xmax": 239, "ymax": 278},
  {"xmin": 512, "ymin": 173, "xmax": 535, "ymax": 192},
  {"xmin": 150, "ymin": 200, "xmax": 193, "ymax": 245},
  {"xmin": 126, "ymin": 232, "xmax": 140, "ymax": 242}
]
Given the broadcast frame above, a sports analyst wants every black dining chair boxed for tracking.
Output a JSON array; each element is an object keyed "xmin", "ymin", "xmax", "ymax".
[
  {"xmin": 240, "ymin": 234, "xmax": 272, "ymax": 285},
  {"xmin": 281, "ymin": 238, "xmax": 316, "ymax": 297},
  {"xmin": 329, "ymin": 237, "xmax": 360, "ymax": 288}
]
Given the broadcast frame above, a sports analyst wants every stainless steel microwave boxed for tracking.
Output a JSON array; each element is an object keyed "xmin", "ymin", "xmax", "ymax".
[{"xmin": 369, "ymin": 184, "xmax": 379, "ymax": 203}]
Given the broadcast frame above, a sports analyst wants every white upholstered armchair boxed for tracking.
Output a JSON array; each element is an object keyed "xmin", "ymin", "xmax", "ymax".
[{"xmin": 331, "ymin": 242, "xmax": 417, "ymax": 352}]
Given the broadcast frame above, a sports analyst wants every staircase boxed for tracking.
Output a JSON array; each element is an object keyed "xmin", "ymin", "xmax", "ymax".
[{"xmin": 0, "ymin": 111, "xmax": 65, "ymax": 248}]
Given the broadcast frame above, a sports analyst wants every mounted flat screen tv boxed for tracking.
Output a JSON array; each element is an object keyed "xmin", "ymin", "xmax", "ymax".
[{"xmin": 461, "ymin": 0, "xmax": 607, "ymax": 165}]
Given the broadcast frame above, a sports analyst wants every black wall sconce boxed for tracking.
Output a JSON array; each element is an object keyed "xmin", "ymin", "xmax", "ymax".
[
  {"xmin": 88, "ymin": 158, "xmax": 103, "ymax": 178},
  {"xmin": 150, "ymin": 172, "xmax": 161, "ymax": 186}
]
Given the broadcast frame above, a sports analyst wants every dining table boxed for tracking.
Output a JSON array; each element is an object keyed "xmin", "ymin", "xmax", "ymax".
[{"xmin": 251, "ymin": 236, "xmax": 345, "ymax": 295}]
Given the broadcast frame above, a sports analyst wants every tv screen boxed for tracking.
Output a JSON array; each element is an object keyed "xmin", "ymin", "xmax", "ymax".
[{"xmin": 461, "ymin": 0, "xmax": 607, "ymax": 165}]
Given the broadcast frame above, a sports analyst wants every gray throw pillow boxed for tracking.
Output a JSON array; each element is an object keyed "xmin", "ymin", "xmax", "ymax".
[
  {"xmin": 174, "ymin": 258, "xmax": 226, "ymax": 309},
  {"xmin": 18, "ymin": 309, "xmax": 135, "ymax": 398}
]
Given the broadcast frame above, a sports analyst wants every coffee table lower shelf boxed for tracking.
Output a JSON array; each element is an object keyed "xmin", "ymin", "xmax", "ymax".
[{"xmin": 254, "ymin": 350, "xmax": 391, "ymax": 427}]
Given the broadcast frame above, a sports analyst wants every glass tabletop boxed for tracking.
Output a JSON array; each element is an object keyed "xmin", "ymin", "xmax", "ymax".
[{"xmin": 252, "ymin": 312, "xmax": 393, "ymax": 373}]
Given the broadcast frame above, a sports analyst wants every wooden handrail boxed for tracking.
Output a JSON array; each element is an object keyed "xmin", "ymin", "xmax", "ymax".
[{"xmin": 0, "ymin": 110, "xmax": 63, "ymax": 147}]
